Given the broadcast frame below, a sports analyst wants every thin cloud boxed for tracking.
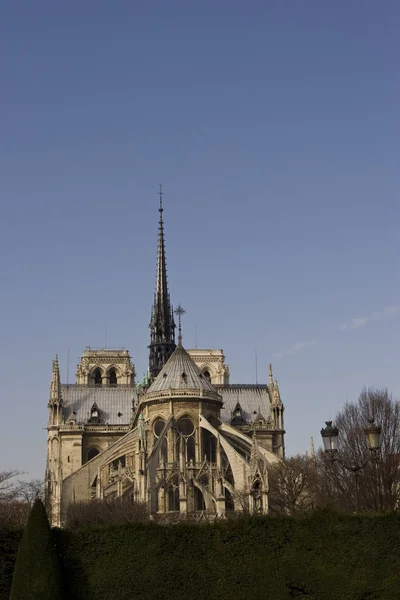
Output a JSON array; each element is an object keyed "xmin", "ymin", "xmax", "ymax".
[
  {"xmin": 273, "ymin": 338, "xmax": 318, "ymax": 361},
  {"xmin": 340, "ymin": 305, "xmax": 400, "ymax": 331}
]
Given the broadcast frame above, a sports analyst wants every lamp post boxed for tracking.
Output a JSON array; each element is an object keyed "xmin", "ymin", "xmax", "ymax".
[{"xmin": 320, "ymin": 418, "xmax": 382, "ymax": 512}]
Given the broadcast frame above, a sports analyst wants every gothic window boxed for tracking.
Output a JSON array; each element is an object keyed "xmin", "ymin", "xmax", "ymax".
[
  {"xmin": 224, "ymin": 488, "xmax": 235, "ymax": 512},
  {"xmin": 202, "ymin": 429, "xmax": 217, "ymax": 462},
  {"xmin": 94, "ymin": 368, "xmax": 102, "ymax": 386},
  {"xmin": 153, "ymin": 418, "xmax": 166, "ymax": 438},
  {"xmin": 203, "ymin": 370, "xmax": 211, "ymax": 381},
  {"xmin": 176, "ymin": 417, "xmax": 195, "ymax": 463},
  {"xmin": 252, "ymin": 480, "xmax": 262, "ymax": 513},
  {"xmin": 111, "ymin": 456, "xmax": 126, "ymax": 470},
  {"xmin": 87, "ymin": 448, "xmax": 100, "ymax": 462},
  {"xmin": 160, "ymin": 438, "xmax": 168, "ymax": 462},
  {"xmin": 109, "ymin": 368, "xmax": 117, "ymax": 386},
  {"xmin": 194, "ymin": 487, "xmax": 206, "ymax": 511},
  {"xmin": 177, "ymin": 418, "xmax": 194, "ymax": 436},
  {"xmin": 168, "ymin": 477, "xmax": 179, "ymax": 512}
]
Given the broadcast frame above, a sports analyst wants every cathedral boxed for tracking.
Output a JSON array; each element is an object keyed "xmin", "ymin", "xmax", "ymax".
[{"xmin": 45, "ymin": 195, "xmax": 286, "ymax": 527}]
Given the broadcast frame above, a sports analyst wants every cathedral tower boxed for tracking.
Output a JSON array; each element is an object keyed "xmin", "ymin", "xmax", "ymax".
[{"xmin": 149, "ymin": 189, "xmax": 176, "ymax": 379}]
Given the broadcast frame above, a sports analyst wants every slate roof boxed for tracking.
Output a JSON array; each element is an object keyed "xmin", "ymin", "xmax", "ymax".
[
  {"xmin": 60, "ymin": 381, "xmax": 271, "ymax": 427},
  {"xmin": 147, "ymin": 345, "xmax": 216, "ymax": 394},
  {"xmin": 215, "ymin": 385, "xmax": 272, "ymax": 425},
  {"xmin": 61, "ymin": 384, "xmax": 136, "ymax": 425}
]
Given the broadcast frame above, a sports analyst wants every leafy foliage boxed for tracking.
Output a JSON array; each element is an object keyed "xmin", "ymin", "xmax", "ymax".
[{"xmin": 9, "ymin": 499, "xmax": 65, "ymax": 600}]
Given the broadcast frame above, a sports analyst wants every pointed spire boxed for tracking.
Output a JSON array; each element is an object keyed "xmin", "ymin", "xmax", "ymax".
[
  {"xmin": 269, "ymin": 363, "xmax": 273, "ymax": 385},
  {"xmin": 310, "ymin": 437, "xmax": 315, "ymax": 458},
  {"xmin": 49, "ymin": 354, "xmax": 62, "ymax": 407},
  {"xmin": 149, "ymin": 186, "xmax": 176, "ymax": 379}
]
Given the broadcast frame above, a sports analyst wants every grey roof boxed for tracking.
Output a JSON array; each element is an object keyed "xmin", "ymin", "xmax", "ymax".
[
  {"xmin": 147, "ymin": 345, "xmax": 216, "ymax": 394},
  {"xmin": 216, "ymin": 385, "xmax": 272, "ymax": 425},
  {"xmin": 61, "ymin": 385, "xmax": 136, "ymax": 425}
]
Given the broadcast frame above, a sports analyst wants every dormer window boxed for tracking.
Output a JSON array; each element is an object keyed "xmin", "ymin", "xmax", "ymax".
[
  {"xmin": 88, "ymin": 402, "xmax": 101, "ymax": 424},
  {"xmin": 231, "ymin": 402, "xmax": 245, "ymax": 426}
]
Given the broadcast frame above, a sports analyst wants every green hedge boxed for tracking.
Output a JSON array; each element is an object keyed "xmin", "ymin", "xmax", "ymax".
[
  {"xmin": 0, "ymin": 528, "xmax": 22, "ymax": 600},
  {"xmin": 3, "ymin": 510, "xmax": 400, "ymax": 599}
]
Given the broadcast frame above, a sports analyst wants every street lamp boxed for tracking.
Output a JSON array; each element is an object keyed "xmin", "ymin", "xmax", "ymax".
[
  {"xmin": 320, "ymin": 421, "xmax": 339, "ymax": 454},
  {"xmin": 320, "ymin": 418, "xmax": 382, "ymax": 511}
]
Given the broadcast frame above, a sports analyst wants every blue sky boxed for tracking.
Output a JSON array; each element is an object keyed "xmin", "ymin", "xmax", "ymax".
[{"xmin": 0, "ymin": 1, "xmax": 399, "ymax": 479}]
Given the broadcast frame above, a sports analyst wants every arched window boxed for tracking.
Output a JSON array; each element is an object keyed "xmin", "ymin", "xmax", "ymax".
[
  {"xmin": 203, "ymin": 370, "xmax": 211, "ymax": 381},
  {"xmin": 168, "ymin": 477, "xmax": 179, "ymax": 512},
  {"xmin": 153, "ymin": 418, "xmax": 166, "ymax": 438},
  {"xmin": 224, "ymin": 488, "xmax": 235, "ymax": 512},
  {"xmin": 109, "ymin": 368, "xmax": 117, "ymax": 386},
  {"xmin": 94, "ymin": 368, "xmax": 102, "ymax": 386},
  {"xmin": 252, "ymin": 480, "xmax": 262, "ymax": 513},
  {"xmin": 176, "ymin": 418, "xmax": 195, "ymax": 463},
  {"xmin": 202, "ymin": 429, "xmax": 217, "ymax": 462},
  {"xmin": 194, "ymin": 487, "xmax": 206, "ymax": 511},
  {"xmin": 87, "ymin": 448, "xmax": 100, "ymax": 462},
  {"xmin": 160, "ymin": 438, "xmax": 168, "ymax": 462}
]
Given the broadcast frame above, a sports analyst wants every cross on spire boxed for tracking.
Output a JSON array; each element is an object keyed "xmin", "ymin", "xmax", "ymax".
[
  {"xmin": 159, "ymin": 184, "xmax": 164, "ymax": 211},
  {"xmin": 174, "ymin": 305, "xmax": 186, "ymax": 346}
]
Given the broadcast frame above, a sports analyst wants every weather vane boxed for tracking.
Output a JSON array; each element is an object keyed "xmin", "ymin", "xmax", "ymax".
[{"xmin": 174, "ymin": 305, "xmax": 185, "ymax": 346}]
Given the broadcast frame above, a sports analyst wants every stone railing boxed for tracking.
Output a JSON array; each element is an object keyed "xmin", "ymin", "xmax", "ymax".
[{"xmin": 144, "ymin": 387, "xmax": 222, "ymax": 403}]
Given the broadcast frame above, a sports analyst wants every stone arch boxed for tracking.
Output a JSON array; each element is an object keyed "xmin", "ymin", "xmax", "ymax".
[
  {"xmin": 176, "ymin": 415, "xmax": 195, "ymax": 463},
  {"xmin": 192, "ymin": 479, "xmax": 212, "ymax": 512},
  {"xmin": 106, "ymin": 365, "xmax": 120, "ymax": 386},
  {"xmin": 91, "ymin": 367, "xmax": 104, "ymax": 386},
  {"xmin": 87, "ymin": 447, "xmax": 101, "ymax": 462},
  {"xmin": 200, "ymin": 365, "xmax": 215, "ymax": 382}
]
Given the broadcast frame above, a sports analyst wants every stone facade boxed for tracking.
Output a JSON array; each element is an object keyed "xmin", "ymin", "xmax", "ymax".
[{"xmin": 45, "ymin": 195, "xmax": 286, "ymax": 527}]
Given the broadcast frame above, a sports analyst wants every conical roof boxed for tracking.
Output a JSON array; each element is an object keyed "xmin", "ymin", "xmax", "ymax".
[{"xmin": 146, "ymin": 345, "xmax": 219, "ymax": 398}]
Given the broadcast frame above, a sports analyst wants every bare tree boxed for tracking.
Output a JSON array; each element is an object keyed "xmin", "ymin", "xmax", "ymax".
[
  {"xmin": 0, "ymin": 471, "xmax": 44, "ymax": 528},
  {"xmin": 317, "ymin": 387, "xmax": 400, "ymax": 512},
  {"xmin": 0, "ymin": 470, "xmax": 22, "ymax": 501},
  {"xmin": 17, "ymin": 479, "xmax": 44, "ymax": 505},
  {"xmin": 65, "ymin": 497, "xmax": 149, "ymax": 530},
  {"xmin": 268, "ymin": 455, "xmax": 317, "ymax": 515}
]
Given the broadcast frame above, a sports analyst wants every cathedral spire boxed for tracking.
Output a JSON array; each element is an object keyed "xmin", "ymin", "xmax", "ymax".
[
  {"xmin": 48, "ymin": 354, "xmax": 62, "ymax": 407},
  {"xmin": 149, "ymin": 186, "xmax": 176, "ymax": 379}
]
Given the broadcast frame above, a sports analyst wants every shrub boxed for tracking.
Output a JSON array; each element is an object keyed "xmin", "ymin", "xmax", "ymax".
[
  {"xmin": 65, "ymin": 497, "xmax": 149, "ymax": 530},
  {"xmin": 9, "ymin": 499, "xmax": 65, "ymax": 600}
]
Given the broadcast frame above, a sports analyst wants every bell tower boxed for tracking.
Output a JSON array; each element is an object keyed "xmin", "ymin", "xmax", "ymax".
[{"xmin": 149, "ymin": 187, "xmax": 176, "ymax": 379}]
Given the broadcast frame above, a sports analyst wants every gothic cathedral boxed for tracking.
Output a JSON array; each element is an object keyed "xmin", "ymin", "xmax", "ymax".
[{"xmin": 45, "ymin": 195, "xmax": 285, "ymax": 527}]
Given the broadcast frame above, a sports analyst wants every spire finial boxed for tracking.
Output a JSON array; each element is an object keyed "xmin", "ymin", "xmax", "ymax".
[
  {"xmin": 159, "ymin": 184, "xmax": 163, "ymax": 212},
  {"xmin": 269, "ymin": 363, "xmax": 273, "ymax": 384},
  {"xmin": 174, "ymin": 305, "xmax": 185, "ymax": 346},
  {"xmin": 49, "ymin": 354, "xmax": 62, "ymax": 406}
]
